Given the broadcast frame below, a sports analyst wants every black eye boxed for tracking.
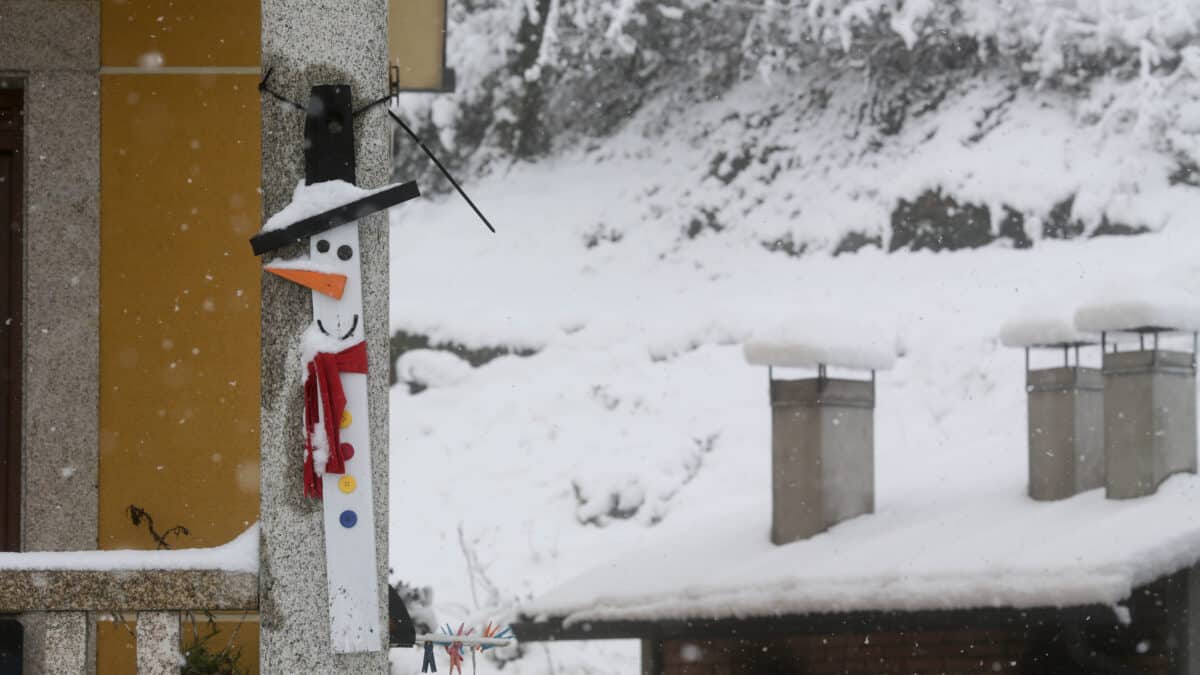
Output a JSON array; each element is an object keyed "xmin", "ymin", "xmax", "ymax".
[
  {"xmin": 337, "ymin": 245, "xmax": 353, "ymax": 261},
  {"xmin": 316, "ymin": 239, "xmax": 330, "ymax": 253}
]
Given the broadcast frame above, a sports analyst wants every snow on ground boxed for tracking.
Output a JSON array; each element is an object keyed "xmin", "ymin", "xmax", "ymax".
[
  {"xmin": 388, "ymin": 68, "xmax": 1200, "ymax": 350},
  {"xmin": 385, "ymin": 67, "xmax": 1200, "ymax": 674},
  {"xmin": 395, "ymin": 349, "xmax": 473, "ymax": 390}
]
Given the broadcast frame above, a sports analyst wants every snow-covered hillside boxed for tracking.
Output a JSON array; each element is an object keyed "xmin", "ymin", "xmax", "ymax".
[
  {"xmin": 383, "ymin": 55, "xmax": 1200, "ymax": 673},
  {"xmin": 383, "ymin": 1, "xmax": 1200, "ymax": 669}
]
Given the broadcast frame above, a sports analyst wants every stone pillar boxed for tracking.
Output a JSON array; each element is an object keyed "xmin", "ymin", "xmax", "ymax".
[
  {"xmin": 259, "ymin": 1, "xmax": 391, "ymax": 671},
  {"xmin": 136, "ymin": 612, "xmax": 180, "ymax": 675},
  {"xmin": 770, "ymin": 377, "xmax": 875, "ymax": 545},
  {"xmin": 1103, "ymin": 350, "xmax": 1197, "ymax": 499},
  {"xmin": 3, "ymin": 4, "xmax": 102, "ymax": 674},
  {"xmin": 23, "ymin": 612, "xmax": 88, "ymax": 675},
  {"xmin": 2, "ymin": 0, "xmax": 102, "ymax": 558},
  {"xmin": 1026, "ymin": 366, "xmax": 1104, "ymax": 500}
]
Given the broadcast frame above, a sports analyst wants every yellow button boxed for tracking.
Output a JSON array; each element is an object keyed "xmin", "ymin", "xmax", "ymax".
[
  {"xmin": 340, "ymin": 410, "xmax": 352, "ymax": 429},
  {"xmin": 338, "ymin": 475, "xmax": 357, "ymax": 494}
]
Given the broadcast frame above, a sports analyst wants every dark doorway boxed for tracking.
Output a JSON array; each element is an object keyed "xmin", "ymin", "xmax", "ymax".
[
  {"xmin": 0, "ymin": 87, "xmax": 23, "ymax": 554},
  {"xmin": 0, "ymin": 619, "xmax": 19, "ymax": 675}
]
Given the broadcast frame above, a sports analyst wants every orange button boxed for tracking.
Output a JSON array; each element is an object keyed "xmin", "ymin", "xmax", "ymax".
[
  {"xmin": 340, "ymin": 410, "xmax": 352, "ymax": 429},
  {"xmin": 338, "ymin": 475, "xmax": 357, "ymax": 494}
]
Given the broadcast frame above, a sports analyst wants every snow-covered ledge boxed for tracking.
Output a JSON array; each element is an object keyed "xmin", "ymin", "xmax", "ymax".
[
  {"xmin": 0, "ymin": 526, "xmax": 257, "ymax": 674},
  {"xmin": 0, "ymin": 524, "xmax": 258, "ymax": 612}
]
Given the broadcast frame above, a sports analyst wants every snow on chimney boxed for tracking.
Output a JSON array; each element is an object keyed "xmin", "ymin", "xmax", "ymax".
[
  {"xmin": 1075, "ymin": 292, "xmax": 1200, "ymax": 499},
  {"xmin": 1000, "ymin": 311, "xmax": 1103, "ymax": 501},
  {"xmin": 744, "ymin": 318, "xmax": 896, "ymax": 545}
]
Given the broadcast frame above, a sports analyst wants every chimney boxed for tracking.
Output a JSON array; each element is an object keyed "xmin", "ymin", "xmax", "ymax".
[
  {"xmin": 1075, "ymin": 295, "xmax": 1200, "ymax": 499},
  {"xmin": 744, "ymin": 319, "xmax": 895, "ymax": 545},
  {"xmin": 1000, "ymin": 313, "xmax": 1104, "ymax": 501}
]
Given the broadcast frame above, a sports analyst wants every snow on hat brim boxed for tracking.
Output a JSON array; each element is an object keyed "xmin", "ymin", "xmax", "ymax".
[{"xmin": 250, "ymin": 181, "xmax": 420, "ymax": 256}]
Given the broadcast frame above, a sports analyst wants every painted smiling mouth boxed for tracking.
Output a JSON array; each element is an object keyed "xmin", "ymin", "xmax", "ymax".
[{"xmin": 316, "ymin": 314, "xmax": 359, "ymax": 341}]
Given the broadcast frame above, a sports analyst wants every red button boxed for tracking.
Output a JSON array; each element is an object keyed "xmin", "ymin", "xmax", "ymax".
[{"xmin": 340, "ymin": 443, "xmax": 354, "ymax": 460}]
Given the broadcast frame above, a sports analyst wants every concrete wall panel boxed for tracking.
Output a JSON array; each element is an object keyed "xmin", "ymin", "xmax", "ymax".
[
  {"xmin": 20, "ymin": 70, "xmax": 101, "ymax": 553},
  {"xmin": 0, "ymin": 2, "xmax": 99, "ymax": 71}
]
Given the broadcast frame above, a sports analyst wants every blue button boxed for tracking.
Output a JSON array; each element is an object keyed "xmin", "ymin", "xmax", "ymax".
[{"xmin": 339, "ymin": 510, "xmax": 357, "ymax": 528}]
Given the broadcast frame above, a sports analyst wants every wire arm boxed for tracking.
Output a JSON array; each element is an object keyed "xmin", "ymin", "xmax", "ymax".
[
  {"xmin": 257, "ymin": 67, "xmax": 307, "ymax": 113},
  {"xmin": 387, "ymin": 109, "xmax": 496, "ymax": 234},
  {"xmin": 353, "ymin": 94, "xmax": 392, "ymax": 117}
]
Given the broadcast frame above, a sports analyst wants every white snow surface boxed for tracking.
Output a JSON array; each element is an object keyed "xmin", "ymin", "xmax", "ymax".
[
  {"xmin": 743, "ymin": 316, "xmax": 897, "ymax": 370},
  {"xmin": 386, "ymin": 66, "xmax": 1200, "ymax": 674},
  {"xmin": 262, "ymin": 180, "xmax": 397, "ymax": 232},
  {"xmin": 1075, "ymin": 288, "xmax": 1200, "ymax": 333},
  {"xmin": 0, "ymin": 524, "xmax": 258, "ymax": 573},
  {"xmin": 300, "ymin": 324, "xmax": 350, "ymax": 378},
  {"xmin": 1000, "ymin": 306, "xmax": 1099, "ymax": 348},
  {"xmin": 522, "ymin": 478, "xmax": 1200, "ymax": 624},
  {"xmin": 395, "ymin": 349, "xmax": 472, "ymax": 389}
]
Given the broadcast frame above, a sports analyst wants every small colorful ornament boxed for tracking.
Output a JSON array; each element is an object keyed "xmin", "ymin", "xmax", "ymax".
[
  {"xmin": 422, "ymin": 642, "xmax": 438, "ymax": 673},
  {"xmin": 442, "ymin": 623, "xmax": 472, "ymax": 675},
  {"xmin": 412, "ymin": 622, "xmax": 516, "ymax": 674},
  {"xmin": 478, "ymin": 623, "xmax": 513, "ymax": 651}
]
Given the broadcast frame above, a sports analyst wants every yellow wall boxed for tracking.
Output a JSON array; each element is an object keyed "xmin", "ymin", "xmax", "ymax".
[
  {"xmin": 101, "ymin": 0, "xmax": 260, "ymax": 68},
  {"xmin": 98, "ymin": 616, "xmax": 261, "ymax": 674},
  {"xmin": 99, "ymin": 73, "xmax": 262, "ymax": 550},
  {"xmin": 389, "ymin": 0, "xmax": 447, "ymax": 90},
  {"xmin": 99, "ymin": 1, "xmax": 262, "ymax": 673}
]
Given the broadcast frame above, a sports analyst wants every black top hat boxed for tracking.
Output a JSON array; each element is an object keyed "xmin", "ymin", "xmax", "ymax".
[
  {"xmin": 249, "ymin": 181, "xmax": 420, "ymax": 256},
  {"xmin": 251, "ymin": 83, "xmax": 424, "ymax": 256}
]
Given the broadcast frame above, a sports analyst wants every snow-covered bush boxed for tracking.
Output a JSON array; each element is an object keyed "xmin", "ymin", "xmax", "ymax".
[{"xmin": 392, "ymin": 0, "xmax": 1200, "ymax": 185}]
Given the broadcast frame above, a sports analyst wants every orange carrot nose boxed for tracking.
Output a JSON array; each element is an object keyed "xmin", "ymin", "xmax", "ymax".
[{"xmin": 265, "ymin": 266, "xmax": 348, "ymax": 300}]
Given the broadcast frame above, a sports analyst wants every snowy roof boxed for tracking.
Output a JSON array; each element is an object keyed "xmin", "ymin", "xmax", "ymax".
[
  {"xmin": 1074, "ymin": 289, "xmax": 1200, "ymax": 334},
  {"xmin": 743, "ymin": 317, "xmax": 897, "ymax": 371},
  {"xmin": 519, "ymin": 478, "xmax": 1200, "ymax": 626},
  {"xmin": 999, "ymin": 307, "xmax": 1098, "ymax": 348}
]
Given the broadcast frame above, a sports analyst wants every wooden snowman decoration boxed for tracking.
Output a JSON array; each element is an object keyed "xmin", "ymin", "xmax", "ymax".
[{"xmin": 250, "ymin": 84, "xmax": 420, "ymax": 654}]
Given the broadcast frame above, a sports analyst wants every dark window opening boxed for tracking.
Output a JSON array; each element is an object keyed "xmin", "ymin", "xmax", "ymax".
[
  {"xmin": 0, "ymin": 619, "xmax": 19, "ymax": 675},
  {"xmin": 0, "ymin": 86, "xmax": 23, "ymax": 554}
]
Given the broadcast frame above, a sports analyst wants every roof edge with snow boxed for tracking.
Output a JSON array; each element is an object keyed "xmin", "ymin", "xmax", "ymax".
[{"xmin": 514, "ymin": 601, "xmax": 1120, "ymax": 643}]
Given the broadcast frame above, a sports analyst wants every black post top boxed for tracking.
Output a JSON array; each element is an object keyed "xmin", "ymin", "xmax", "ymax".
[{"xmin": 305, "ymin": 84, "xmax": 356, "ymax": 185}]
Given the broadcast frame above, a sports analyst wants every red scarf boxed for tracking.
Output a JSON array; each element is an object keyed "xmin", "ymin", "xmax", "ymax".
[{"xmin": 303, "ymin": 340, "xmax": 368, "ymax": 498}]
